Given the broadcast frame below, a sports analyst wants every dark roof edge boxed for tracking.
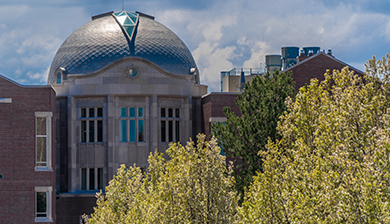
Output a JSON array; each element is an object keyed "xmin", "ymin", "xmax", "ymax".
[
  {"xmin": 202, "ymin": 92, "xmax": 240, "ymax": 98},
  {"xmin": 136, "ymin": 11, "xmax": 155, "ymax": 20},
  {"xmin": 0, "ymin": 74, "xmax": 52, "ymax": 89},
  {"xmin": 92, "ymin": 11, "xmax": 114, "ymax": 20}
]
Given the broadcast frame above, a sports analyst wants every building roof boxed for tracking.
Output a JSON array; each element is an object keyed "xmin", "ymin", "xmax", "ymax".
[
  {"xmin": 283, "ymin": 52, "xmax": 365, "ymax": 91},
  {"xmin": 47, "ymin": 11, "xmax": 197, "ymax": 84}
]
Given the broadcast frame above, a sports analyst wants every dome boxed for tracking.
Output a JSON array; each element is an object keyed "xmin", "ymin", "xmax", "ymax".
[{"xmin": 47, "ymin": 11, "xmax": 197, "ymax": 84}]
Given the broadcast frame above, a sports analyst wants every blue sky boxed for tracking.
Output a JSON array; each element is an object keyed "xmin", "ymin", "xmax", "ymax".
[{"xmin": 1, "ymin": 0, "xmax": 390, "ymax": 91}]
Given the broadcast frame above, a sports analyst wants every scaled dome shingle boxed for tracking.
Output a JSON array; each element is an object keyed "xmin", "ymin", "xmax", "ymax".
[{"xmin": 47, "ymin": 12, "xmax": 197, "ymax": 84}]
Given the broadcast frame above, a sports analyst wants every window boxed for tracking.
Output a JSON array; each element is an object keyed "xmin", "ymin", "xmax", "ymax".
[
  {"xmin": 80, "ymin": 107, "xmax": 103, "ymax": 143},
  {"xmin": 120, "ymin": 106, "xmax": 145, "ymax": 143},
  {"xmin": 81, "ymin": 168, "xmax": 104, "ymax": 191},
  {"xmin": 160, "ymin": 107, "xmax": 180, "ymax": 143},
  {"xmin": 35, "ymin": 186, "xmax": 52, "ymax": 222},
  {"xmin": 35, "ymin": 112, "xmax": 52, "ymax": 170}
]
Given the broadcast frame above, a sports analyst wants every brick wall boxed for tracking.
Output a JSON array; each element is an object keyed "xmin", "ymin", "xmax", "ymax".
[
  {"xmin": 286, "ymin": 53, "xmax": 365, "ymax": 92},
  {"xmin": 201, "ymin": 93, "xmax": 240, "ymax": 140},
  {"xmin": 0, "ymin": 76, "xmax": 56, "ymax": 223}
]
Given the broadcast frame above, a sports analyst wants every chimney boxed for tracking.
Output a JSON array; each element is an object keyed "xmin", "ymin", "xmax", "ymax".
[
  {"xmin": 327, "ymin": 49, "xmax": 332, "ymax": 56},
  {"xmin": 308, "ymin": 49, "xmax": 313, "ymax": 57},
  {"xmin": 297, "ymin": 49, "xmax": 307, "ymax": 63}
]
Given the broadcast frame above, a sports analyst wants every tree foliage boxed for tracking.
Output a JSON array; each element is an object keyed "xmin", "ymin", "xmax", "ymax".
[
  {"xmin": 85, "ymin": 134, "xmax": 239, "ymax": 224},
  {"xmin": 239, "ymin": 57, "xmax": 390, "ymax": 223},
  {"xmin": 211, "ymin": 71, "xmax": 295, "ymax": 199}
]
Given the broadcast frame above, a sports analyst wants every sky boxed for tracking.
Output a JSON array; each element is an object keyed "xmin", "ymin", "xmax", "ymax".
[{"xmin": 1, "ymin": 0, "xmax": 390, "ymax": 92}]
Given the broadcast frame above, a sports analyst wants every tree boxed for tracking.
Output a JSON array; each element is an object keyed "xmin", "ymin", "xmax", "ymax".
[
  {"xmin": 84, "ymin": 134, "xmax": 239, "ymax": 224},
  {"xmin": 239, "ymin": 58, "xmax": 390, "ymax": 223},
  {"xmin": 211, "ymin": 71, "xmax": 295, "ymax": 200}
]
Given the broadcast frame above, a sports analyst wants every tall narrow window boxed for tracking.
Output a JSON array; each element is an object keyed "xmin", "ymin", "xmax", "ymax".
[
  {"xmin": 97, "ymin": 120, "xmax": 103, "ymax": 142},
  {"xmin": 138, "ymin": 120, "xmax": 144, "ymax": 142},
  {"xmin": 161, "ymin": 120, "xmax": 166, "ymax": 142},
  {"xmin": 89, "ymin": 120, "xmax": 95, "ymax": 142},
  {"xmin": 168, "ymin": 120, "xmax": 173, "ymax": 142},
  {"xmin": 80, "ymin": 107, "xmax": 103, "ymax": 143},
  {"xmin": 160, "ymin": 108, "xmax": 180, "ymax": 143},
  {"xmin": 35, "ymin": 186, "xmax": 52, "ymax": 222},
  {"xmin": 36, "ymin": 117, "xmax": 47, "ymax": 167},
  {"xmin": 35, "ymin": 112, "xmax": 52, "ymax": 170},
  {"xmin": 81, "ymin": 121, "xmax": 86, "ymax": 143},
  {"xmin": 81, "ymin": 168, "xmax": 86, "ymax": 190},
  {"xmin": 175, "ymin": 120, "xmax": 180, "ymax": 142},
  {"xmin": 120, "ymin": 120, "xmax": 127, "ymax": 142},
  {"xmin": 98, "ymin": 168, "xmax": 103, "ymax": 190},
  {"xmin": 36, "ymin": 191, "xmax": 47, "ymax": 217},
  {"xmin": 89, "ymin": 168, "xmax": 95, "ymax": 190},
  {"xmin": 56, "ymin": 72, "xmax": 61, "ymax": 84},
  {"xmin": 129, "ymin": 120, "xmax": 136, "ymax": 142},
  {"xmin": 120, "ymin": 106, "xmax": 145, "ymax": 143}
]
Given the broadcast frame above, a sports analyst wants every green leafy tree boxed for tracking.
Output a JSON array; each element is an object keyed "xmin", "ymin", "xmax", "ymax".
[
  {"xmin": 84, "ymin": 134, "xmax": 239, "ymax": 224},
  {"xmin": 239, "ymin": 57, "xmax": 390, "ymax": 223},
  {"xmin": 212, "ymin": 71, "xmax": 295, "ymax": 200}
]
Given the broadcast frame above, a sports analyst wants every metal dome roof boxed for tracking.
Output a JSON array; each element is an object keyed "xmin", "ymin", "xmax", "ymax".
[{"xmin": 47, "ymin": 11, "xmax": 197, "ymax": 84}]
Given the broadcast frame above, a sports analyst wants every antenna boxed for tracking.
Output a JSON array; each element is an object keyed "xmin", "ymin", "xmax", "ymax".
[{"xmin": 122, "ymin": 0, "xmax": 124, "ymax": 11}]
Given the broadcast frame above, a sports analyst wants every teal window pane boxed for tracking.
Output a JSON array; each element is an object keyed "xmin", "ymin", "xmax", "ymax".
[
  {"xmin": 138, "ymin": 107, "xmax": 144, "ymax": 118},
  {"xmin": 114, "ymin": 11, "xmax": 125, "ymax": 17},
  {"xmin": 129, "ymin": 16, "xmax": 138, "ymax": 23},
  {"xmin": 126, "ymin": 12, "xmax": 138, "ymax": 17},
  {"xmin": 56, "ymin": 72, "xmax": 61, "ymax": 84},
  {"xmin": 120, "ymin": 107, "xmax": 127, "ymax": 117},
  {"xmin": 138, "ymin": 120, "xmax": 144, "ymax": 142},
  {"xmin": 123, "ymin": 16, "xmax": 134, "ymax": 25},
  {"xmin": 124, "ymin": 26, "xmax": 135, "ymax": 38},
  {"xmin": 129, "ymin": 120, "xmax": 136, "ymax": 142},
  {"xmin": 120, "ymin": 120, "xmax": 127, "ymax": 142},
  {"xmin": 129, "ymin": 107, "xmax": 136, "ymax": 117}
]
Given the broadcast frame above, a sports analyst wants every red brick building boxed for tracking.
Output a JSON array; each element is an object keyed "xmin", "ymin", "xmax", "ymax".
[
  {"xmin": 285, "ymin": 51, "xmax": 365, "ymax": 91},
  {"xmin": 0, "ymin": 75, "xmax": 56, "ymax": 223},
  {"xmin": 202, "ymin": 51, "xmax": 365, "ymax": 139}
]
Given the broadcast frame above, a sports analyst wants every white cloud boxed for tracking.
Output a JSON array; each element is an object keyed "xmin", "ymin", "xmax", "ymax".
[{"xmin": 26, "ymin": 67, "xmax": 49, "ymax": 84}]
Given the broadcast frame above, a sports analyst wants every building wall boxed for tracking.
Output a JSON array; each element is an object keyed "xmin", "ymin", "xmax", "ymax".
[
  {"xmin": 286, "ymin": 53, "xmax": 365, "ymax": 92},
  {"xmin": 201, "ymin": 92, "xmax": 241, "ymax": 140},
  {"xmin": 54, "ymin": 59, "xmax": 207, "ymax": 222},
  {"xmin": 0, "ymin": 76, "xmax": 56, "ymax": 223}
]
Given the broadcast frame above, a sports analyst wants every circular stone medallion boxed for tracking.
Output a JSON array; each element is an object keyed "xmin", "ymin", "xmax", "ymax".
[{"xmin": 128, "ymin": 68, "xmax": 138, "ymax": 77}]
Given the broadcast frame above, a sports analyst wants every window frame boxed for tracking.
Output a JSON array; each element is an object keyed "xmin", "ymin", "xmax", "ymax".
[
  {"xmin": 35, "ymin": 186, "xmax": 52, "ymax": 222},
  {"xmin": 35, "ymin": 112, "xmax": 52, "ymax": 171},
  {"xmin": 119, "ymin": 106, "xmax": 145, "ymax": 143},
  {"xmin": 160, "ymin": 107, "xmax": 180, "ymax": 143},
  {"xmin": 80, "ymin": 167, "xmax": 104, "ymax": 191},
  {"xmin": 80, "ymin": 107, "xmax": 103, "ymax": 143}
]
